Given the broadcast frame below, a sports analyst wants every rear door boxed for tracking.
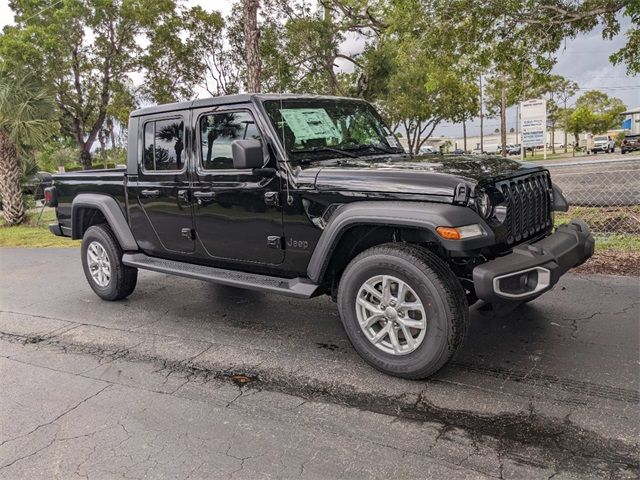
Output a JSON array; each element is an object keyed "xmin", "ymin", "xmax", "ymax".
[
  {"xmin": 191, "ymin": 104, "xmax": 284, "ymax": 265},
  {"xmin": 129, "ymin": 112, "xmax": 195, "ymax": 255}
]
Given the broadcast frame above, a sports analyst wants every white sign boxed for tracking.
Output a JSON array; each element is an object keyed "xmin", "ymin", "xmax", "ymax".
[{"xmin": 521, "ymin": 99, "xmax": 547, "ymax": 149}]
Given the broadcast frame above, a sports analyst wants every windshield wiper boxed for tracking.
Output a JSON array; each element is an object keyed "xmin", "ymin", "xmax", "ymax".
[
  {"xmin": 293, "ymin": 146, "xmax": 358, "ymax": 158},
  {"xmin": 344, "ymin": 144, "xmax": 400, "ymax": 154}
]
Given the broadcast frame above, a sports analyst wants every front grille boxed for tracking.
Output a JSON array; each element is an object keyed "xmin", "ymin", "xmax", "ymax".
[{"xmin": 497, "ymin": 172, "xmax": 553, "ymax": 244}]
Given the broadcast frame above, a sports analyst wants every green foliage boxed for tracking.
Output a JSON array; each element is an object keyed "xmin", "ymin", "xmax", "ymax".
[
  {"xmin": 565, "ymin": 90, "xmax": 626, "ymax": 143},
  {"xmin": 1, "ymin": 0, "xmax": 224, "ymax": 167},
  {"xmin": 34, "ymin": 137, "xmax": 79, "ymax": 172},
  {"xmin": 0, "ymin": 64, "xmax": 58, "ymax": 153},
  {"xmin": 359, "ymin": 5, "xmax": 480, "ymax": 153}
]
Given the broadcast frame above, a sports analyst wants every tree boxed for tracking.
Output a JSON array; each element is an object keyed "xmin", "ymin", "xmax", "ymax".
[
  {"xmin": 485, "ymin": 67, "xmax": 548, "ymax": 156},
  {"xmin": 541, "ymin": 75, "xmax": 578, "ymax": 153},
  {"xmin": 575, "ymin": 90, "xmax": 626, "ymax": 132},
  {"xmin": 183, "ymin": 7, "xmax": 240, "ymax": 97},
  {"xmin": 565, "ymin": 90, "xmax": 626, "ymax": 154},
  {"xmin": 1, "ymin": 0, "xmax": 215, "ymax": 169},
  {"xmin": 243, "ymin": 0, "xmax": 262, "ymax": 93},
  {"xmin": 0, "ymin": 67, "xmax": 57, "ymax": 225}
]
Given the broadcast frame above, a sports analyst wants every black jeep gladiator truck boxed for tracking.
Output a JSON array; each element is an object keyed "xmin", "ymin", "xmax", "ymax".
[{"xmin": 46, "ymin": 94, "xmax": 594, "ymax": 379}]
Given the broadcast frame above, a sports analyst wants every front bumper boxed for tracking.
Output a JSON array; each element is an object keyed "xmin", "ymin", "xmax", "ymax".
[{"xmin": 473, "ymin": 220, "xmax": 594, "ymax": 302}]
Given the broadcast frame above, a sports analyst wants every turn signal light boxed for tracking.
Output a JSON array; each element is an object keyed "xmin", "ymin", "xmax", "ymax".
[
  {"xmin": 436, "ymin": 227, "xmax": 461, "ymax": 240},
  {"xmin": 436, "ymin": 224, "xmax": 484, "ymax": 240}
]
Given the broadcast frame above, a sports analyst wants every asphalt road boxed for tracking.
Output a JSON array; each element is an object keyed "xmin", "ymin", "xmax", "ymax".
[
  {"xmin": 1, "ymin": 248, "xmax": 639, "ymax": 479},
  {"xmin": 545, "ymin": 157, "xmax": 640, "ymax": 206}
]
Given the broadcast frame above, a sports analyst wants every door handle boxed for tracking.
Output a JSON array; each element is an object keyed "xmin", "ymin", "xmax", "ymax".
[
  {"xmin": 193, "ymin": 191, "xmax": 216, "ymax": 199},
  {"xmin": 177, "ymin": 189, "xmax": 190, "ymax": 202},
  {"xmin": 140, "ymin": 189, "xmax": 160, "ymax": 198}
]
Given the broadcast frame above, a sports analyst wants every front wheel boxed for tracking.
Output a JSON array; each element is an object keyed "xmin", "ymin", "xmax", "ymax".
[
  {"xmin": 81, "ymin": 224, "xmax": 138, "ymax": 301},
  {"xmin": 337, "ymin": 244, "xmax": 469, "ymax": 379}
]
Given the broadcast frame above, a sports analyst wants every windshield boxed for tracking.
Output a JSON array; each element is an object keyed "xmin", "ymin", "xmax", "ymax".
[
  {"xmin": 594, "ymin": 136, "xmax": 607, "ymax": 141},
  {"xmin": 262, "ymin": 98, "xmax": 404, "ymax": 162}
]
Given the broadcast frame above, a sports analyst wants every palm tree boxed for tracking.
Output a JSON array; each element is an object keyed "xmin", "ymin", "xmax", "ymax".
[{"xmin": 0, "ymin": 66, "xmax": 57, "ymax": 225}]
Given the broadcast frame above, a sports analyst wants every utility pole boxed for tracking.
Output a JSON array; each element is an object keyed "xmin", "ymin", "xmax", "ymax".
[
  {"xmin": 479, "ymin": 75, "xmax": 484, "ymax": 154},
  {"xmin": 500, "ymin": 76, "xmax": 507, "ymax": 157},
  {"xmin": 563, "ymin": 96, "xmax": 568, "ymax": 154},
  {"xmin": 463, "ymin": 120, "xmax": 467, "ymax": 153}
]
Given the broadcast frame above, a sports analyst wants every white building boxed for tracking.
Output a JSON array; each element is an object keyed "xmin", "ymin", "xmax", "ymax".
[{"xmin": 621, "ymin": 107, "xmax": 640, "ymax": 135}]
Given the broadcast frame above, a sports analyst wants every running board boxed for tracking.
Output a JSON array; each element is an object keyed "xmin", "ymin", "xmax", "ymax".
[{"xmin": 122, "ymin": 253, "xmax": 321, "ymax": 299}]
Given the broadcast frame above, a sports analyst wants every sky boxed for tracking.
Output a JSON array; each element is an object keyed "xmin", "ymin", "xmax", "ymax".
[{"xmin": 1, "ymin": 0, "xmax": 637, "ymax": 139}]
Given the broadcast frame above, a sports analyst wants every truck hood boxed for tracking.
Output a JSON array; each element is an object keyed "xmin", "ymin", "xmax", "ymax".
[{"xmin": 299, "ymin": 154, "xmax": 545, "ymax": 197}]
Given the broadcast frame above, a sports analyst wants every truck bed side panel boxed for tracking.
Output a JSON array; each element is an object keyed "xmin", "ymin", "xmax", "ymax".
[{"xmin": 53, "ymin": 170, "xmax": 128, "ymax": 232}]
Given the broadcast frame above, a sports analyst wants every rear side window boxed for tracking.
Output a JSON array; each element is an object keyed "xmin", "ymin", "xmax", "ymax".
[
  {"xmin": 143, "ymin": 118, "xmax": 185, "ymax": 171},
  {"xmin": 199, "ymin": 111, "xmax": 261, "ymax": 170}
]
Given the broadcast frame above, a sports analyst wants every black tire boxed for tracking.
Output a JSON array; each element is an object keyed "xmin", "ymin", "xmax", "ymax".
[
  {"xmin": 337, "ymin": 243, "xmax": 469, "ymax": 379},
  {"xmin": 81, "ymin": 224, "xmax": 137, "ymax": 301}
]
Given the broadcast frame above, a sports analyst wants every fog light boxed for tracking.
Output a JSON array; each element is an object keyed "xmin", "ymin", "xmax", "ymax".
[{"xmin": 493, "ymin": 267, "xmax": 551, "ymax": 299}]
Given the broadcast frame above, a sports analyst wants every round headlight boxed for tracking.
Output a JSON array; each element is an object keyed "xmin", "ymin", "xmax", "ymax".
[{"xmin": 477, "ymin": 191, "xmax": 493, "ymax": 218}]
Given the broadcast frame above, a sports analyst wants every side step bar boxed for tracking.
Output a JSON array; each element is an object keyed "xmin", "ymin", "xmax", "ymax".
[{"xmin": 122, "ymin": 253, "xmax": 321, "ymax": 299}]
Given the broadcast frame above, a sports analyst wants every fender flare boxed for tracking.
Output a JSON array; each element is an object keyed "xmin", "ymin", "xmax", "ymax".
[
  {"xmin": 71, "ymin": 193, "xmax": 138, "ymax": 251},
  {"xmin": 306, "ymin": 201, "xmax": 494, "ymax": 283}
]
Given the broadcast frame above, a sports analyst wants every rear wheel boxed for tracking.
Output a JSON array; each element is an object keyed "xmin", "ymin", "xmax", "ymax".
[
  {"xmin": 81, "ymin": 224, "xmax": 137, "ymax": 301},
  {"xmin": 337, "ymin": 244, "xmax": 469, "ymax": 379}
]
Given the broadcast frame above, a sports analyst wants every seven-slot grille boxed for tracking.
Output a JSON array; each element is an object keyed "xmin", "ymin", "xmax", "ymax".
[{"xmin": 497, "ymin": 172, "xmax": 553, "ymax": 244}]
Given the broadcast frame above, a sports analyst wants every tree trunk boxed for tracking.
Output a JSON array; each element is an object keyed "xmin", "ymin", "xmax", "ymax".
[
  {"xmin": 500, "ymin": 81, "xmax": 507, "ymax": 157},
  {"xmin": 551, "ymin": 125, "xmax": 556, "ymax": 154},
  {"xmin": 0, "ymin": 130, "xmax": 26, "ymax": 226},
  {"xmin": 107, "ymin": 117, "xmax": 116, "ymax": 148},
  {"xmin": 243, "ymin": 0, "xmax": 261, "ymax": 93},
  {"xmin": 98, "ymin": 129, "xmax": 107, "ymax": 168},
  {"xmin": 81, "ymin": 147, "xmax": 92, "ymax": 170}
]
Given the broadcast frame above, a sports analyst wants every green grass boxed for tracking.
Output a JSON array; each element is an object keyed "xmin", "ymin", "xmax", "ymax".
[
  {"xmin": 555, "ymin": 206, "xmax": 640, "ymax": 253},
  {"xmin": 0, "ymin": 208, "xmax": 79, "ymax": 248},
  {"xmin": 592, "ymin": 234, "xmax": 640, "ymax": 252}
]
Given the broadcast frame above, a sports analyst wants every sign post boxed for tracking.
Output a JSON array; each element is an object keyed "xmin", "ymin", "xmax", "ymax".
[{"xmin": 521, "ymin": 98, "xmax": 547, "ymax": 160}]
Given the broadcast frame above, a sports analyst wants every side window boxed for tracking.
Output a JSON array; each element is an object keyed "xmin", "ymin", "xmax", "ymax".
[
  {"xmin": 143, "ymin": 118, "xmax": 185, "ymax": 171},
  {"xmin": 200, "ymin": 111, "xmax": 261, "ymax": 170}
]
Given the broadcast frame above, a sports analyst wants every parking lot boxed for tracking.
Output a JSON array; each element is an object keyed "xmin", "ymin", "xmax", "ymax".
[{"xmin": 1, "ymin": 248, "xmax": 638, "ymax": 479}]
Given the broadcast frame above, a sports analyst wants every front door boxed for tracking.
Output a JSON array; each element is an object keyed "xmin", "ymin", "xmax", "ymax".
[
  {"xmin": 130, "ymin": 113, "xmax": 194, "ymax": 255},
  {"xmin": 191, "ymin": 105, "xmax": 284, "ymax": 265}
]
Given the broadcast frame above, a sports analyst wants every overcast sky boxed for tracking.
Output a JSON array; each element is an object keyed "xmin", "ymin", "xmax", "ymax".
[{"xmin": 1, "ymin": 0, "xmax": 637, "ymax": 138}]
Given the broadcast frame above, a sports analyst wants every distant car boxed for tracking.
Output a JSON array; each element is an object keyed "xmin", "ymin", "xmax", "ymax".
[
  {"xmin": 452, "ymin": 148, "xmax": 465, "ymax": 155},
  {"xmin": 621, "ymin": 134, "xmax": 640, "ymax": 154},
  {"xmin": 591, "ymin": 135, "xmax": 615, "ymax": 154},
  {"xmin": 507, "ymin": 144, "xmax": 521, "ymax": 155},
  {"xmin": 418, "ymin": 145, "xmax": 437, "ymax": 154}
]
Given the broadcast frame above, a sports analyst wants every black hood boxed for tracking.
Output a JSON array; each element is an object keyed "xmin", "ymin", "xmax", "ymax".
[{"xmin": 297, "ymin": 154, "xmax": 545, "ymax": 197}]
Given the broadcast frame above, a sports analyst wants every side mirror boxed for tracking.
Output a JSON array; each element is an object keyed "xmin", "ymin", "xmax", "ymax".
[{"xmin": 232, "ymin": 139, "xmax": 264, "ymax": 169}]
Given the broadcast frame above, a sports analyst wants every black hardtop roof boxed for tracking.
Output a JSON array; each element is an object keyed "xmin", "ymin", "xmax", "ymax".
[{"xmin": 130, "ymin": 93, "xmax": 366, "ymax": 118}]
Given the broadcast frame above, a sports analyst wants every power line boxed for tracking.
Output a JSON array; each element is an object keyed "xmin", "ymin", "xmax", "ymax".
[{"xmin": 18, "ymin": 0, "xmax": 64, "ymax": 24}]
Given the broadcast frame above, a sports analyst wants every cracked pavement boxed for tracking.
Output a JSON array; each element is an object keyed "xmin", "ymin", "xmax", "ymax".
[{"xmin": 0, "ymin": 248, "xmax": 638, "ymax": 479}]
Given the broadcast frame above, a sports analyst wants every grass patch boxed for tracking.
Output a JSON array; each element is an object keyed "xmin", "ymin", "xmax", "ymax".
[
  {"xmin": 593, "ymin": 234, "xmax": 640, "ymax": 252},
  {"xmin": 0, "ymin": 208, "xmax": 79, "ymax": 248},
  {"xmin": 555, "ymin": 206, "xmax": 640, "ymax": 253}
]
